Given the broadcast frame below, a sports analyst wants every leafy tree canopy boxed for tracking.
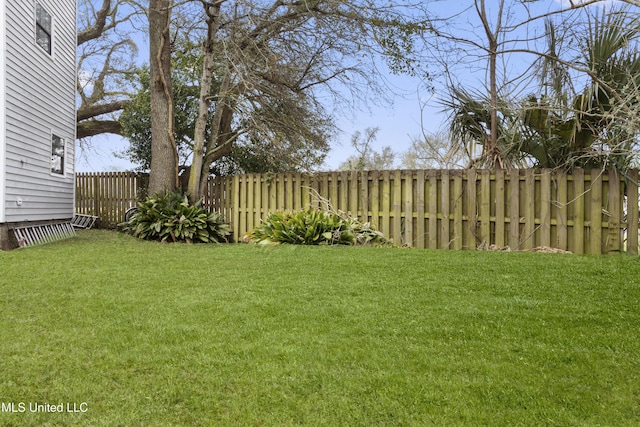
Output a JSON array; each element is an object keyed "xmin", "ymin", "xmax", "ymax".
[{"xmin": 118, "ymin": 36, "xmax": 332, "ymax": 176}]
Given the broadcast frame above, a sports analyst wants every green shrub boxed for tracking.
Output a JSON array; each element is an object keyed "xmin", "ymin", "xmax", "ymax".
[
  {"xmin": 120, "ymin": 191, "xmax": 231, "ymax": 243},
  {"xmin": 246, "ymin": 209, "xmax": 387, "ymax": 246}
]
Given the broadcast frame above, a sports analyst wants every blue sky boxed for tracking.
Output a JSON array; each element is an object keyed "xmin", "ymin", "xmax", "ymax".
[
  {"xmin": 75, "ymin": 68, "xmax": 432, "ymax": 172},
  {"xmin": 75, "ymin": 1, "xmax": 434, "ymax": 173},
  {"xmin": 75, "ymin": 0, "xmax": 619, "ymax": 173}
]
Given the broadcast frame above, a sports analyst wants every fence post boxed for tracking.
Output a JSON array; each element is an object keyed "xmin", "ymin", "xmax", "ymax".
[
  {"xmin": 479, "ymin": 170, "xmax": 491, "ymax": 246},
  {"xmin": 466, "ymin": 169, "xmax": 477, "ymax": 250},
  {"xmin": 606, "ymin": 170, "xmax": 622, "ymax": 253},
  {"xmin": 415, "ymin": 170, "xmax": 425, "ymax": 249},
  {"xmin": 93, "ymin": 173, "xmax": 100, "ymax": 220},
  {"xmin": 590, "ymin": 169, "xmax": 603, "ymax": 254},
  {"xmin": 494, "ymin": 169, "xmax": 505, "ymax": 248},
  {"xmin": 370, "ymin": 171, "xmax": 380, "ymax": 231},
  {"xmin": 452, "ymin": 171, "xmax": 463, "ymax": 250},
  {"xmin": 440, "ymin": 170, "xmax": 450, "ymax": 249},
  {"xmin": 232, "ymin": 175, "xmax": 240, "ymax": 239},
  {"xmin": 362, "ymin": 171, "xmax": 371, "ymax": 224},
  {"xmin": 573, "ymin": 168, "xmax": 585, "ymax": 254},
  {"xmin": 555, "ymin": 170, "xmax": 568, "ymax": 251},
  {"xmin": 540, "ymin": 170, "xmax": 551, "ymax": 248},
  {"xmin": 627, "ymin": 169, "xmax": 639, "ymax": 255},
  {"xmin": 521, "ymin": 169, "xmax": 536, "ymax": 250},
  {"xmin": 509, "ymin": 169, "xmax": 520, "ymax": 249},
  {"xmin": 392, "ymin": 171, "xmax": 402, "ymax": 245},
  {"xmin": 403, "ymin": 171, "xmax": 413, "ymax": 247}
]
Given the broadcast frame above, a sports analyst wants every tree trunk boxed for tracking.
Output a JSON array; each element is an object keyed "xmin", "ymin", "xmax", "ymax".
[
  {"xmin": 191, "ymin": 67, "xmax": 237, "ymax": 199},
  {"xmin": 148, "ymin": 0, "xmax": 177, "ymax": 195},
  {"xmin": 477, "ymin": 0, "xmax": 503, "ymax": 168},
  {"xmin": 188, "ymin": 1, "xmax": 222, "ymax": 203},
  {"xmin": 198, "ymin": 102, "xmax": 235, "ymax": 196}
]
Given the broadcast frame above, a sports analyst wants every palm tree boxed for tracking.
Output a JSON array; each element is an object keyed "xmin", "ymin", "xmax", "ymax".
[
  {"xmin": 443, "ymin": 87, "xmax": 529, "ymax": 168},
  {"xmin": 446, "ymin": 6, "xmax": 640, "ymax": 171}
]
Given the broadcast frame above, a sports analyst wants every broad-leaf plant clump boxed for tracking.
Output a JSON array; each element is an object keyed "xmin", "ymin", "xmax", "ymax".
[
  {"xmin": 121, "ymin": 191, "xmax": 230, "ymax": 244},
  {"xmin": 246, "ymin": 208, "xmax": 388, "ymax": 246}
]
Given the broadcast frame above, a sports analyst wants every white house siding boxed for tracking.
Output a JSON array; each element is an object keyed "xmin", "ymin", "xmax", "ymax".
[
  {"xmin": 0, "ymin": 1, "xmax": 5, "ymax": 223},
  {"xmin": 2, "ymin": 0, "xmax": 76, "ymax": 222}
]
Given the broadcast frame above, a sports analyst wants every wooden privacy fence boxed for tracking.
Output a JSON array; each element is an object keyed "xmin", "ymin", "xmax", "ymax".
[
  {"xmin": 76, "ymin": 169, "xmax": 640, "ymax": 254},
  {"xmin": 210, "ymin": 169, "xmax": 639, "ymax": 254},
  {"xmin": 75, "ymin": 172, "xmax": 147, "ymax": 228}
]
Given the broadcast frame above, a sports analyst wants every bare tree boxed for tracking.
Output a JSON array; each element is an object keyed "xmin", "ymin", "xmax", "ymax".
[
  {"xmin": 416, "ymin": 0, "xmax": 640, "ymax": 169},
  {"xmin": 423, "ymin": 0, "xmax": 546, "ymax": 168},
  {"xmin": 338, "ymin": 128, "xmax": 396, "ymax": 171},
  {"xmin": 184, "ymin": 0, "xmax": 423, "ymax": 200},
  {"xmin": 76, "ymin": 0, "xmax": 140, "ymax": 139},
  {"xmin": 401, "ymin": 130, "xmax": 470, "ymax": 169},
  {"xmin": 477, "ymin": 0, "xmax": 503, "ymax": 166}
]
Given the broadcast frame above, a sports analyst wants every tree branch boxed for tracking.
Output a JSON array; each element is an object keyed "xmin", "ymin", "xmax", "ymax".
[
  {"xmin": 77, "ymin": 0, "xmax": 114, "ymax": 46},
  {"xmin": 77, "ymin": 100, "xmax": 130, "ymax": 122},
  {"xmin": 77, "ymin": 120, "xmax": 123, "ymax": 139}
]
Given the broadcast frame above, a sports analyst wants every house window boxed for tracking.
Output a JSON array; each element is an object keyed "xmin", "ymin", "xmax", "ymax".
[
  {"xmin": 51, "ymin": 135, "xmax": 65, "ymax": 175},
  {"xmin": 35, "ymin": 2, "xmax": 52, "ymax": 55}
]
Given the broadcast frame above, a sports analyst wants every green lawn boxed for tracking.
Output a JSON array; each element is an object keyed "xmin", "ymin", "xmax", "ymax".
[{"xmin": 1, "ymin": 230, "xmax": 639, "ymax": 426}]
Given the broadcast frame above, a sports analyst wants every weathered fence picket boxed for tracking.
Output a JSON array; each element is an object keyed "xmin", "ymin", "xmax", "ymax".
[
  {"xmin": 75, "ymin": 172, "xmax": 146, "ymax": 229},
  {"xmin": 76, "ymin": 169, "xmax": 640, "ymax": 254}
]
